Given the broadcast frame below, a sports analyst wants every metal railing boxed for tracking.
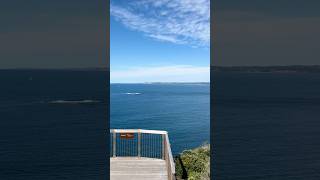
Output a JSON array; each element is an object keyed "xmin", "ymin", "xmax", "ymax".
[{"xmin": 110, "ymin": 129, "xmax": 176, "ymax": 180}]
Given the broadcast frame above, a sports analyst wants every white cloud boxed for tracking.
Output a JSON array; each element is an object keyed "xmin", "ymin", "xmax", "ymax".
[
  {"xmin": 147, "ymin": 34, "xmax": 183, "ymax": 44},
  {"xmin": 111, "ymin": 65, "xmax": 210, "ymax": 83},
  {"xmin": 110, "ymin": 0, "xmax": 210, "ymax": 47}
]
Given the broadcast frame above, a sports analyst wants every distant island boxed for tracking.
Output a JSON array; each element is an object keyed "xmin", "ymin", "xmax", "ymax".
[{"xmin": 212, "ymin": 65, "xmax": 320, "ymax": 73}]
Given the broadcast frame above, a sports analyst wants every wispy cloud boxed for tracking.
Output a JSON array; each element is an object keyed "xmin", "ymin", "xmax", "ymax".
[
  {"xmin": 111, "ymin": 65, "xmax": 210, "ymax": 83},
  {"xmin": 111, "ymin": 0, "xmax": 210, "ymax": 47}
]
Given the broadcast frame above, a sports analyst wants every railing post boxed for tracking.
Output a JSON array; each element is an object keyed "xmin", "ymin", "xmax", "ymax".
[
  {"xmin": 162, "ymin": 134, "xmax": 165, "ymax": 160},
  {"xmin": 113, "ymin": 131, "xmax": 116, "ymax": 157},
  {"xmin": 138, "ymin": 130, "xmax": 141, "ymax": 157}
]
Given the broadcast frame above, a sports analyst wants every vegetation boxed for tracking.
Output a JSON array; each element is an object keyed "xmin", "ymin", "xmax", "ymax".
[{"xmin": 175, "ymin": 144, "xmax": 210, "ymax": 180}]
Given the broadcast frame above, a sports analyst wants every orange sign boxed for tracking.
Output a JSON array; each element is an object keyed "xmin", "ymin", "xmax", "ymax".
[{"xmin": 120, "ymin": 133, "xmax": 135, "ymax": 139}]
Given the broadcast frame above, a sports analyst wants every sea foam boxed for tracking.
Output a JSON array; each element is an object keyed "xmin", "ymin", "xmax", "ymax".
[{"xmin": 124, "ymin": 93, "xmax": 141, "ymax": 95}]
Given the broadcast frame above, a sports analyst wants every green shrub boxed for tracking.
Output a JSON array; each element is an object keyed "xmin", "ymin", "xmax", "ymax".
[{"xmin": 175, "ymin": 144, "xmax": 210, "ymax": 180}]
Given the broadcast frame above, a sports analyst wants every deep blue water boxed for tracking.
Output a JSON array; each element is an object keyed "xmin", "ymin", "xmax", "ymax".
[
  {"xmin": 213, "ymin": 72, "xmax": 320, "ymax": 179},
  {"xmin": 110, "ymin": 83, "xmax": 210, "ymax": 155},
  {"xmin": 0, "ymin": 70, "xmax": 108, "ymax": 180},
  {"xmin": 2, "ymin": 70, "xmax": 320, "ymax": 180}
]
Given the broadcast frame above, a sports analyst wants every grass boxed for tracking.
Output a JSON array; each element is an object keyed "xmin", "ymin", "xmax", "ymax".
[{"xmin": 175, "ymin": 144, "xmax": 210, "ymax": 180}]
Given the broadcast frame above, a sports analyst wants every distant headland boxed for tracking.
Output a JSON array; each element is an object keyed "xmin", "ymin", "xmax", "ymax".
[
  {"xmin": 0, "ymin": 67, "xmax": 109, "ymax": 71},
  {"xmin": 212, "ymin": 65, "xmax": 320, "ymax": 73}
]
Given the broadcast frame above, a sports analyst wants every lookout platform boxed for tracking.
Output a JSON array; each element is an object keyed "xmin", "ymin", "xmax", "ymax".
[
  {"xmin": 110, "ymin": 157, "xmax": 167, "ymax": 180},
  {"xmin": 110, "ymin": 129, "xmax": 175, "ymax": 180}
]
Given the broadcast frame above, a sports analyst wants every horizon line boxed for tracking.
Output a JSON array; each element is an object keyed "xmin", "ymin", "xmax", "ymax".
[
  {"xmin": 1, "ymin": 64, "xmax": 320, "ymax": 70},
  {"xmin": 110, "ymin": 82, "xmax": 210, "ymax": 84}
]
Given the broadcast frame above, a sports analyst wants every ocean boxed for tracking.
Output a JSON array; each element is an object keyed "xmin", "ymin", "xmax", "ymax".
[
  {"xmin": 110, "ymin": 83, "xmax": 210, "ymax": 155},
  {"xmin": 0, "ymin": 70, "xmax": 210, "ymax": 179},
  {"xmin": 0, "ymin": 70, "xmax": 108, "ymax": 180},
  {"xmin": 1, "ymin": 70, "xmax": 320, "ymax": 179},
  {"xmin": 213, "ymin": 72, "xmax": 320, "ymax": 179}
]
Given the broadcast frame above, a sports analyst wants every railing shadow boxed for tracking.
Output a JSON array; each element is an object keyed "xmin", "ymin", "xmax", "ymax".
[{"xmin": 176, "ymin": 155, "xmax": 188, "ymax": 180}]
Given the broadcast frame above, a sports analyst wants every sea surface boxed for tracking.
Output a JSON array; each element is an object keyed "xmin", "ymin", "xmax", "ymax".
[
  {"xmin": 1, "ymin": 70, "xmax": 320, "ymax": 179},
  {"xmin": 0, "ymin": 70, "xmax": 108, "ymax": 180},
  {"xmin": 213, "ymin": 72, "xmax": 320, "ymax": 179},
  {"xmin": 110, "ymin": 83, "xmax": 210, "ymax": 155},
  {"xmin": 0, "ymin": 70, "xmax": 210, "ymax": 179}
]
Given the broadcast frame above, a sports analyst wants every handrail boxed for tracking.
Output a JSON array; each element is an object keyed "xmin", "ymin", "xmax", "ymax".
[
  {"xmin": 165, "ymin": 133, "xmax": 176, "ymax": 180},
  {"xmin": 110, "ymin": 129, "xmax": 168, "ymax": 135},
  {"xmin": 110, "ymin": 129, "xmax": 175, "ymax": 180}
]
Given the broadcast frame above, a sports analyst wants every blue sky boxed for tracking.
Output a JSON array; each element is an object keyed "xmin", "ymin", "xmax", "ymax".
[{"xmin": 110, "ymin": 0, "xmax": 210, "ymax": 83}]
